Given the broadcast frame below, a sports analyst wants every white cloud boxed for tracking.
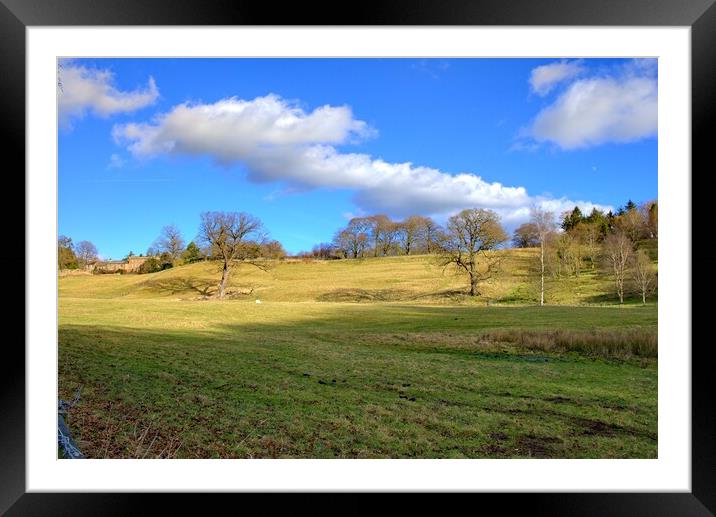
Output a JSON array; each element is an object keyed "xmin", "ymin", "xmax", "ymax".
[
  {"xmin": 58, "ymin": 64, "xmax": 159, "ymax": 125},
  {"xmin": 527, "ymin": 76, "xmax": 657, "ymax": 150},
  {"xmin": 114, "ymin": 93, "xmax": 610, "ymax": 222},
  {"xmin": 521, "ymin": 60, "xmax": 658, "ymax": 151},
  {"xmin": 113, "ymin": 95, "xmax": 374, "ymax": 161},
  {"xmin": 529, "ymin": 60, "xmax": 584, "ymax": 96},
  {"xmin": 106, "ymin": 153, "xmax": 126, "ymax": 169},
  {"xmin": 411, "ymin": 59, "xmax": 451, "ymax": 79}
]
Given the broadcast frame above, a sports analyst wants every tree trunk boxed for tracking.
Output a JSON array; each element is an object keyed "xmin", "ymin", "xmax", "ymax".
[
  {"xmin": 218, "ymin": 263, "xmax": 230, "ymax": 298},
  {"xmin": 642, "ymin": 290, "xmax": 646, "ymax": 305},
  {"xmin": 540, "ymin": 241, "xmax": 545, "ymax": 306},
  {"xmin": 469, "ymin": 273, "xmax": 477, "ymax": 296}
]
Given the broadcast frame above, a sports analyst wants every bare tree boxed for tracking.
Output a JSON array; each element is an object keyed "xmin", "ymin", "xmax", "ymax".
[
  {"xmin": 75, "ymin": 240, "xmax": 98, "ymax": 267},
  {"xmin": 398, "ymin": 216, "xmax": 428, "ymax": 255},
  {"xmin": 631, "ymin": 248, "xmax": 657, "ymax": 305},
  {"xmin": 154, "ymin": 224, "xmax": 186, "ymax": 262},
  {"xmin": 641, "ymin": 200, "xmax": 658, "ymax": 239},
  {"xmin": 198, "ymin": 212, "xmax": 267, "ymax": 298},
  {"xmin": 437, "ymin": 208, "xmax": 507, "ymax": 296},
  {"xmin": 573, "ymin": 221, "xmax": 602, "ymax": 269},
  {"xmin": 530, "ymin": 207, "xmax": 556, "ymax": 306},
  {"xmin": 334, "ymin": 217, "xmax": 371, "ymax": 258},
  {"xmin": 367, "ymin": 215, "xmax": 397, "ymax": 256},
  {"xmin": 512, "ymin": 222, "xmax": 540, "ymax": 248},
  {"xmin": 602, "ymin": 231, "xmax": 634, "ymax": 304},
  {"xmin": 261, "ymin": 240, "xmax": 287, "ymax": 260},
  {"xmin": 311, "ymin": 242, "xmax": 337, "ymax": 259},
  {"xmin": 557, "ymin": 231, "xmax": 584, "ymax": 277},
  {"xmin": 380, "ymin": 221, "xmax": 400, "ymax": 256},
  {"xmin": 332, "ymin": 229, "xmax": 353, "ymax": 259},
  {"xmin": 421, "ymin": 217, "xmax": 442, "ymax": 254},
  {"xmin": 614, "ymin": 207, "xmax": 645, "ymax": 243}
]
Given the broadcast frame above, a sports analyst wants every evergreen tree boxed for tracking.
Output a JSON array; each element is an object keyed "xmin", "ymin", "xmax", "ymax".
[
  {"xmin": 182, "ymin": 241, "xmax": 204, "ymax": 263},
  {"xmin": 585, "ymin": 208, "xmax": 609, "ymax": 237},
  {"xmin": 561, "ymin": 206, "xmax": 584, "ymax": 232},
  {"xmin": 58, "ymin": 235, "xmax": 78, "ymax": 270}
]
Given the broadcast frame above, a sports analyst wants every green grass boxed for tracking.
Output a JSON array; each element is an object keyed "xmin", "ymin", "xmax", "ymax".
[{"xmin": 58, "ymin": 253, "xmax": 657, "ymax": 459}]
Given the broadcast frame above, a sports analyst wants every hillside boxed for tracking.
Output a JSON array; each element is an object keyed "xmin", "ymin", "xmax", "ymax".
[
  {"xmin": 58, "ymin": 249, "xmax": 658, "ymax": 459},
  {"xmin": 58, "ymin": 249, "xmax": 643, "ymax": 305}
]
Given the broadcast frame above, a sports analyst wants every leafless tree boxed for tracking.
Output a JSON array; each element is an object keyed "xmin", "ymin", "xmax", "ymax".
[
  {"xmin": 641, "ymin": 200, "xmax": 658, "ymax": 239},
  {"xmin": 334, "ymin": 217, "xmax": 371, "ymax": 258},
  {"xmin": 437, "ymin": 208, "xmax": 507, "ymax": 296},
  {"xmin": 198, "ymin": 211, "xmax": 267, "ymax": 298},
  {"xmin": 154, "ymin": 224, "xmax": 186, "ymax": 261},
  {"xmin": 366, "ymin": 215, "xmax": 396, "ymax": 256},
  {"xmin": 615, "ymin": 207, "xmax": 646, "ymax": 243},
  {"xmin": 602, "ymin": 231, "xmax": 634, "ymax": 304},
  {"xmin": 631, "ymin": 248, "xmax": 657, "ymax": 305},
  {"xmin": 398, "ymin": 216, "xmax": 427, "ymax": 255},
  {"xmin": 573, "ymin": 221, "xmax": 602, "ymax": 269},
  {"xmin": 332, "ymin": 229, "xmax": 353, "ymax": 259},
  {"xmin": 310, "ymin": 242, "xmax": 337, "ymax": 259},
  {"xmin": 556, "ymin": 231, "xmax": 584, "ymax": 278},
  {"xmin": 421, "ymin": 217, "xmax": 442, "ymax": 254},
  {"xmin": 261, "ymin": 240, "xmax": 287, "ymax": 260},
  {"xmin": 75, "ymin": 240, "xmax": 98, "ymax": 267},
  {"xmin": 530, "ymin": 207, "xmax": 556, "ymax": 306},
  {"xmin": 512, "ymin": 222, "xmax": 540, "ymax": 248}
]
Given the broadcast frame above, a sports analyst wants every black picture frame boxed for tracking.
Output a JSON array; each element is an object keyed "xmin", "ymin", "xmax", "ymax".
[{"xmin": 5, "ymin": 0, "xmax": 712, "ymax": 513}]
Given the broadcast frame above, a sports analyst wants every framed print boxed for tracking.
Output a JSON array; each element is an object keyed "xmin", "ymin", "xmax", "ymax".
[{"xmin": 6, "ymin": 0, "xmax": 714, "ymax": 513}]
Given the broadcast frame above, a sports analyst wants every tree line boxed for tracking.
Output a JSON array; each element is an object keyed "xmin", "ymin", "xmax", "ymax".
[
  {"xmin": 323, "ymin": 215, "xmax": 444, "ymax": 259},
  {"xmin": 513, "ymin": 200, "xmax": 658, "ymax": 305},
  {"xmin": 58, "ymin": 212, "xmax": 284, "ymax": 297},
  {"xmin": 318, "ymin": 209, "xmax": 508, "ymax": 297},
  {"xmin": 58, "ymin": 200, "xmax": 657, "ymax": 303}
]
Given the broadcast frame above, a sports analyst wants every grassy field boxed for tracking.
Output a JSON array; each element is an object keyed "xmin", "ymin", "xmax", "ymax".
[{"xmin": 58, "ymin": 253, "xmax": 658, "ymax": 459}]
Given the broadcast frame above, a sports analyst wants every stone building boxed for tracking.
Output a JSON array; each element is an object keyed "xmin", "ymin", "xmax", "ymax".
[{"xmin": 90, "ymin": 255, "xmax": 150, "ymax": 273}]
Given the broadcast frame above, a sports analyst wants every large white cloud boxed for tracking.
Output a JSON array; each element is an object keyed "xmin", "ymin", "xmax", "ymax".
[
  {"xmin": 113, "ymin": 95, "xmax": 373, "ymax": 161},
  {"xmin": 58, "ymin": 64, "xmax": 159, "ymax": 125},
  {"xmin": 527, "ymin": 73, "xmax": 657, "ymax": 150},
  {"xmin": 113, "ymin": 93, "xmax": 610, "ymax": 221},
  {"xmin": 529, "ymin": 60, "xmax": 584, "ymax": 96}
]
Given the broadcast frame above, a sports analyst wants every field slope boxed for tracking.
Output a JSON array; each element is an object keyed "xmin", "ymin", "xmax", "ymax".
[{"xmin": 58, "ymin": 253, "xmax": 657, "ymax": 458}]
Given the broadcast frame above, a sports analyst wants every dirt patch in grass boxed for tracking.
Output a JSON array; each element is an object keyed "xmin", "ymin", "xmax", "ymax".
[
  {"xmin": 481, "ymin": 443, "xmax": 509, "ymax": 455},
  {"xmin": 479, "ymin": 403, "xmax": 656, "ymax": 442},
  {"xmin": 65, "ymin": 398, "xmax": 187, "ymax": 459},
  {"xmin": 514, "ymin": 434, "xmax": 564, "ymax": 458},
  {"xmin": 489, "ymin": 431, "xmax": 509, "ymax": 441}
]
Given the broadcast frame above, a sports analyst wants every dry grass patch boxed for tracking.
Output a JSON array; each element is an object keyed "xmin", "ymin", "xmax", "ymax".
[{"xmin": 477, "ymin": 328, "xmax": 657, "ymax": 359}]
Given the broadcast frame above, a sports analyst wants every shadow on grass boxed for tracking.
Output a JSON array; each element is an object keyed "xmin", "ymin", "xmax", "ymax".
[
  {"xmin": 140, "ymin": 277, "xmax": 217, "ymax": 297},
  {"xmin": 58, "ymin": 310, "xmax": 658, "ymax": 460},
  {"xmin": 582, "ymin": 292, "xmax": 659, "ymax": 305},
  {"xmin": 316, "ymin": 287, "xmax": 475, "ymax": 303}
]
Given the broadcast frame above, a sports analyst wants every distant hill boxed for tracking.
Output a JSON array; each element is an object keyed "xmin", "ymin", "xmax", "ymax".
[{"xmin": 58, "ymin": 249, "xmax": 654, "ymax": 306}]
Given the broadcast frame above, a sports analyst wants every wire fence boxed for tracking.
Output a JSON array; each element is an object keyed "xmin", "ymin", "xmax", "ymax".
[{"xmin": 58, "ymin": 386, "xmax": 85, "ymax": 459}]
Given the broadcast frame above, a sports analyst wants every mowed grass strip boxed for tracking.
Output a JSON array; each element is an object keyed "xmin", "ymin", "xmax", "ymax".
[{"xmin": 59, "ymin": 297, "xmax": 657, "ymax": 459}]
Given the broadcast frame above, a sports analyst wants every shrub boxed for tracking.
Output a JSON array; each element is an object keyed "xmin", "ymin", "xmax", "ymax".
[{"xmin": 138, "ymin": 257, "xmax": 162, "ymax": 274}]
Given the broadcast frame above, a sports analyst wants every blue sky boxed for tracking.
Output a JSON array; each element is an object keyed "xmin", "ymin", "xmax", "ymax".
[{"xmin": 58, "ymin": 58, "xmax": 657, "ymax": 258}]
